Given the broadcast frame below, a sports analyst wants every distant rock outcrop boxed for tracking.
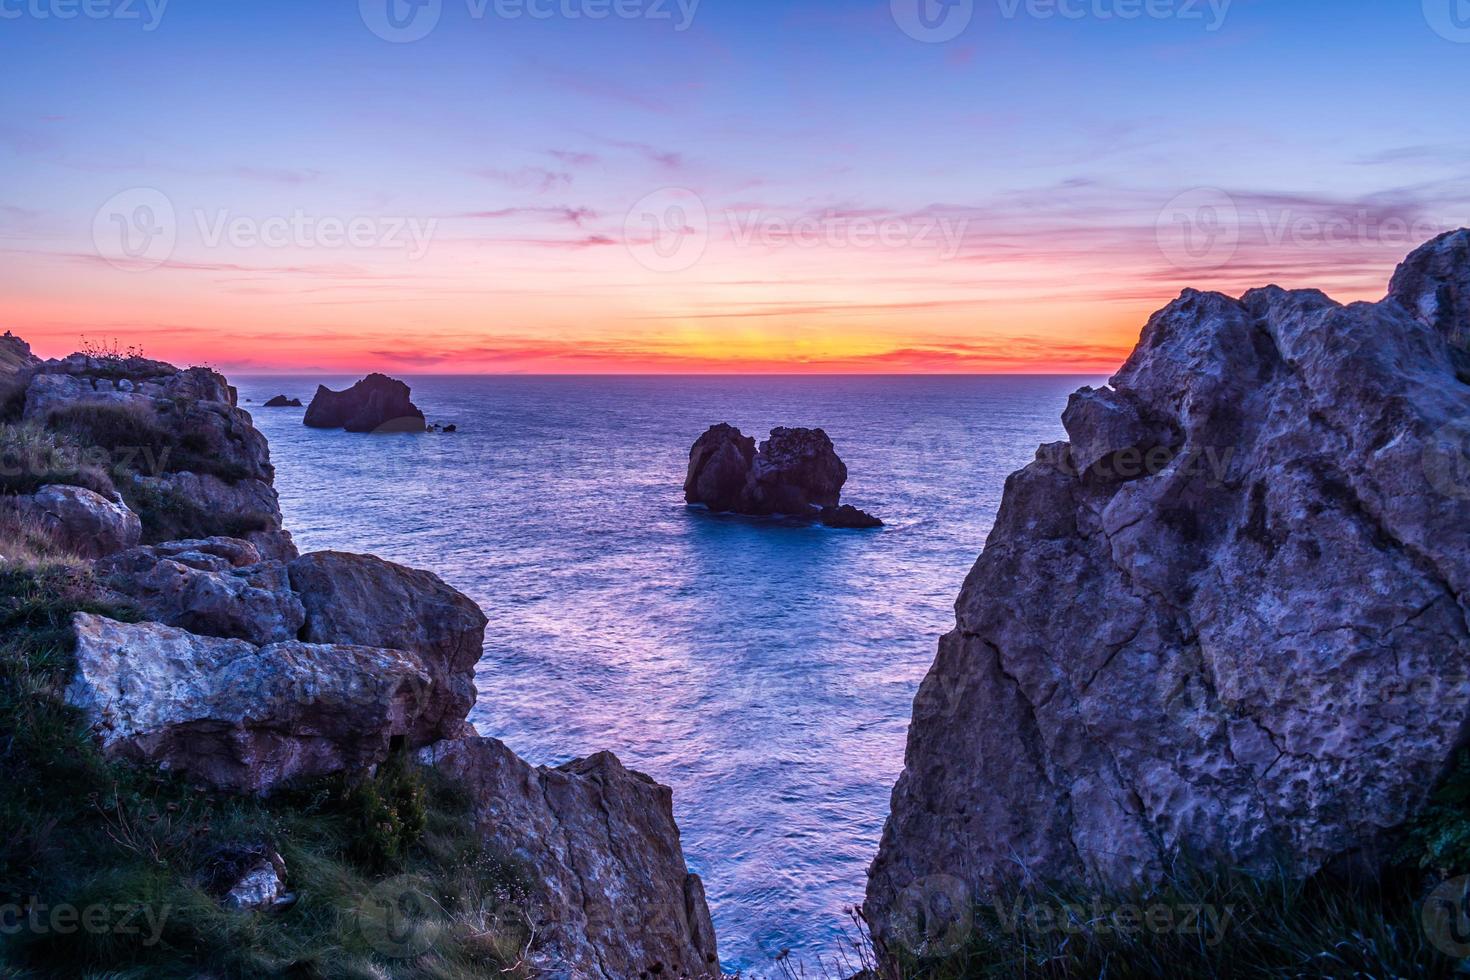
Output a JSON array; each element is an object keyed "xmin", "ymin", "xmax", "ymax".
[
  {"xmin": 866, "ymin": 230, "xmax": 1470, "ymax": 955},
  {"xmin": 262, "ymin": 395, "xmax": 302, "ymax": 408},
  {"xmin": 303, "ymin": 374, "xmax": 425, "ymax": 433},
  {"xmin": 685, "ymin": 423, "xmax": 881, "ymax": 527}
]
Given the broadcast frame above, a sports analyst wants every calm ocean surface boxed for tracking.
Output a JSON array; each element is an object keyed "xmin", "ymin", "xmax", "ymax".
[{"xmin": 237, "ymin": 374, "xmax": 1094, "ymax": 975}]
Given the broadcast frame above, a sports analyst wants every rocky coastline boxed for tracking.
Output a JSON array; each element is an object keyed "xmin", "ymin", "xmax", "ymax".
[{"xmin": 0, "ymin": 343, "xmax": 719, "ymax": 978}]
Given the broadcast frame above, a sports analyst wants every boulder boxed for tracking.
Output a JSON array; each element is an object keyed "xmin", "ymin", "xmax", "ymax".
[
  {"xmin": 684, "ymin": 423, "xmax": 756, "ymax": 513},
  {"xmin": 289, "ymin": 551, "xmax": 487, "ymax": 739},
  {"xmin": 205, "ymin": 845, "xmax": 292, "ymax": 911},
  {"xmin": 748, "ymin": 427, "xmax": 847, "ymax": 514},
  {"xmin": 262, "ymin": 395, "xmax": 303, "ymax": 408},
  {"xmin": 866, "ymin": 232, "xmax": 1470, "ymax": 954},
  {"xmin": 303, "ymin": 374, "xmax": 425, "ymax": 433},
  {"xmin": 66, "ymin": 613, "xmax": 434, "ymax": 794},
  {"xmin": 95, "ymin": 539, "xmax": 306, "ymax": 645},
  {"xmin": 418, "ymin": 737, "xmax": 720, "ymax": 979},
  {"xmin": 7, "ymin": 484, "xmax": 141, "ymax": 558}
]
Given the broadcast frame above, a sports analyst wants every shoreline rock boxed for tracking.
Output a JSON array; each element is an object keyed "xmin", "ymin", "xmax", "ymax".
[
  {"xmin": 865, "ymin": 229, "xmax": 1470, "ymax": 955},
  {"xmin": 303, "ymin": 373, "xmax": 425, "ymax": 433}
]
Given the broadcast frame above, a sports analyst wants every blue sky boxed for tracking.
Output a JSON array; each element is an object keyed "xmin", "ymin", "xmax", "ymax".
[{"xmin": 2, "ymin": 0, "xmax": 1467, "ymax": 371}]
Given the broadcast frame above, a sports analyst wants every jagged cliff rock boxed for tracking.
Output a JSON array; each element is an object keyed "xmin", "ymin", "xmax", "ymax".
[
  {"xmin": 685, "ymin": 423, "xmax": 881, "ymax": 526},
  {"xmin": 4, "ymin": 352, "xmax": 292, "ymax": 555},
  {"xmin": 303, "ymin": 373, "xmax": 425, "ymax": 433},
  {"xmin": 866, "ymin": 231, "xmax": 1470, "ymax": 953},
  {"xmin": 419, "ymin": 737, "xmax": 720, "ymax": 980}
]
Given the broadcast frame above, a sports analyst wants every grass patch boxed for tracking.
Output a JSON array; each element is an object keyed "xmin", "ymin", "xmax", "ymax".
[
  {"xmin": 0, "ymin": 564, "xmax": 534, "ymax": 979},
  {"xmin": 0, "ymin": 423, "xmax": 116, "ymax": 499},
  {"xmin": 843, "ymin": 867, "xmax": 1453, "ymax": 980},
  {"xmin": 45, "ymin": 403, "xmax": 255, "ymax": 486},
  {"xmin": 118, "ymin": 480, "xmax": 271, "ymax": 546}
]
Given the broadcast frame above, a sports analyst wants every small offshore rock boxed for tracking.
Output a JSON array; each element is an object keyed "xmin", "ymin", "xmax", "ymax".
[
  {"xmin": 818, "ymin": 505, "xmax": 883, "ymax": 529},
  {"xmin": 262, "ymin": 395, "xmax": 302, "ymax": 408}
]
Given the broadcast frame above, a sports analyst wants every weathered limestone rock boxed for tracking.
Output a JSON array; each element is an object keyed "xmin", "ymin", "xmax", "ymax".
[
  {"xmin": 95, "ymin": 539, "xmax": 305, "ymax": 645},
  {"xmin": 289, "ymin": 551, "xmax": 486, "ymax": 738},
  {"xmin": 66, "ymin": 613, "xmax": 434, "ymax": 794},
  {"xmin": 7, "ymin": 484, "xmax": 141, "ymax": 558},
  {"xmin": 867, "ymin": 230, "xmax": 1470, "ymax": 953},
  {"xmin": 418, "ymin": 737, "xmax": 719, "ymax": 979},
  {"xmin": 303, "ymin": 374, "xmax": 425, "ymax": 433}
]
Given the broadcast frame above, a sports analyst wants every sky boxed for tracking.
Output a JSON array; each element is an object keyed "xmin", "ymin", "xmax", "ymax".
[{"xmin": 2, "ymin": 0, "xmax": 1468, "ymax": 373}]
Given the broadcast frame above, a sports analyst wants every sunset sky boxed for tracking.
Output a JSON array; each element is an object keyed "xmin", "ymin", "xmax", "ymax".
[{"xmin": 3, "ymin": 0, "xmax": 1468, "ymax": 373}]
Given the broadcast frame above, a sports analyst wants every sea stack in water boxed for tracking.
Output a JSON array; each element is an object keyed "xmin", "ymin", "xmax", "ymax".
[
  {"xmin": 685, "ymin": 424, "xmax": 881, "ymax": 527},
  {"xmin": 262, "ymin": 394, "xmax": 302, "ymax": 408},
  {"xmin": 865, "ymin": 230, "xmax": 1470, "ymax": 957},
  {"xmin": 303, "ymin": 373, "xmax": 425, "ymax": 433}
]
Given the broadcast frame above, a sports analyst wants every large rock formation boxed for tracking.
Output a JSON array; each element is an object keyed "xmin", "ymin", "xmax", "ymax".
[
  {"xmin": 419, "ymin": 737, "xmax": 719, "ymax": 980},
  {"xmin": 867, "ymin": 231, "xmax": 1470, "ymax": 953},
  {"xmin": 685, "ymin": 423, "xmax": 881, "ymax": 526},
  {"xmin": 66, "ymin": 613, "xmax": 434, "ymax": 794},
  {"xmin": 303, "ymin": 373, "xmax": 425, "ymax": 433},
  {"xmin": 289, "ymin": 551, "xmax": 487, "ymax": 739}
]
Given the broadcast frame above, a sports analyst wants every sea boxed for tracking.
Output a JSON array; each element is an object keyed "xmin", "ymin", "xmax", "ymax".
[{"xmin": 236, "ymin": 374, "xmax": 1095, "ymax": 976}]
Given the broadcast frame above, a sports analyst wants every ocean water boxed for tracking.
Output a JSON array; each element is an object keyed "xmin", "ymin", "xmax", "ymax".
[{"xmin": 237, "ymin": 374, "xmax": 1094, "ymax": 975}]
